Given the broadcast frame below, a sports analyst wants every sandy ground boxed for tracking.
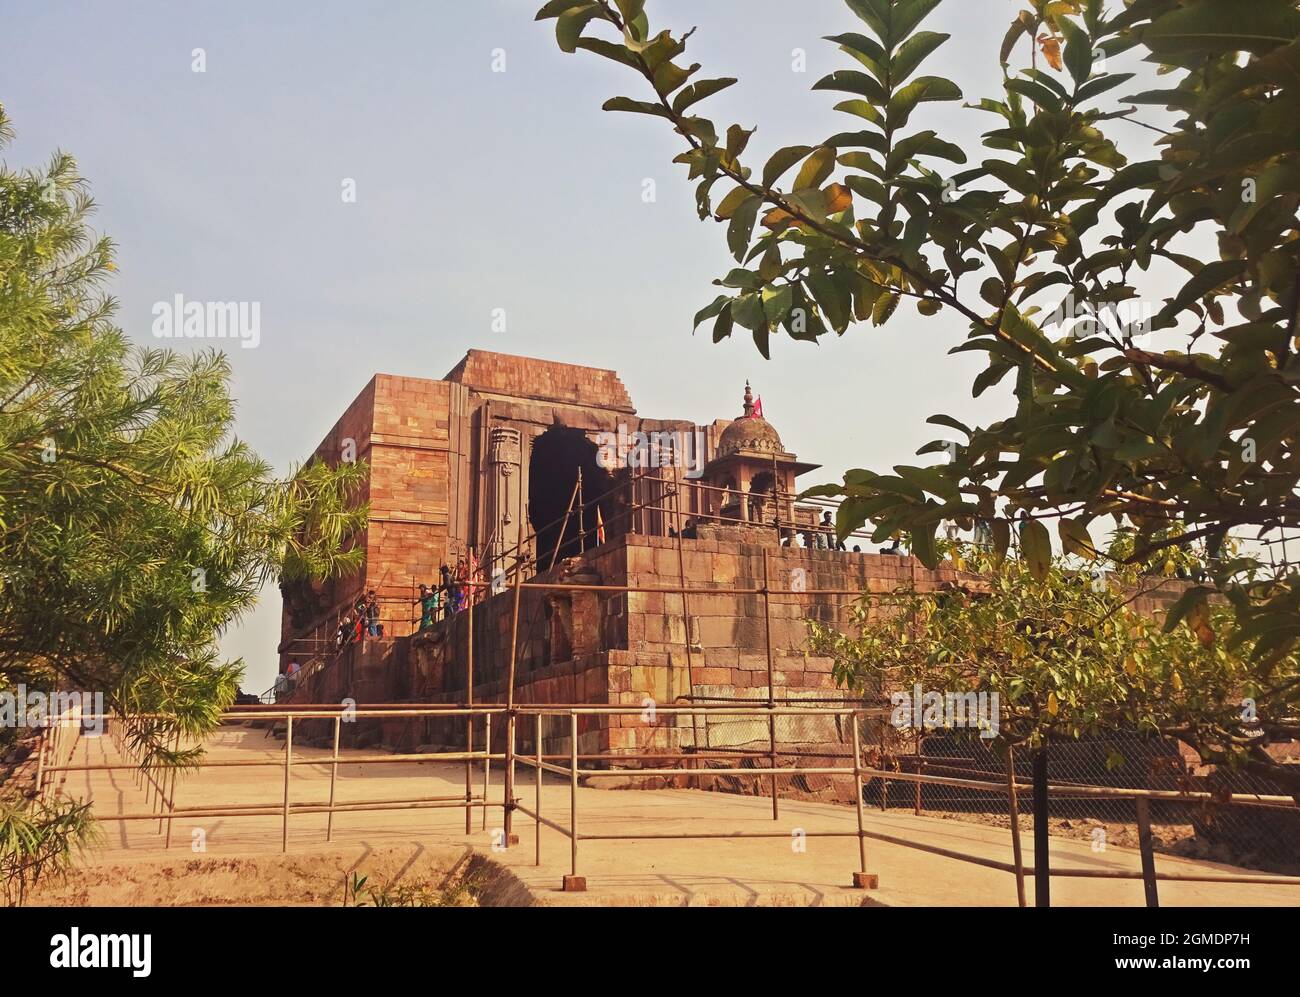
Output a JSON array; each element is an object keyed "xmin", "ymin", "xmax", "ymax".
[{"xmin": 30, "ymin": 723, "xmax": 1300, "ymax": 907}]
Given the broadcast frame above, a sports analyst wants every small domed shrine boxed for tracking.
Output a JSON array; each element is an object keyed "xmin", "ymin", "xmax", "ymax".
[{"xmin": 699, "ymin": 382, "xmax": 819, "ymax": 528}]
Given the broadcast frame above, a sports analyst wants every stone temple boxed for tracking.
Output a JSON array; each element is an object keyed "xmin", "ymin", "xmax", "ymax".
[{"xmin": 278, "ymin": 350, "xmax": 966, "ymax": 754}]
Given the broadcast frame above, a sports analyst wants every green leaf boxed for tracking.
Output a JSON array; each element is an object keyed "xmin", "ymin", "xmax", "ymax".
[
  {"xmin": 1162, "ymin": 586, "xmax": 1215, "ymax": 634},
  {"xmin": 1143, "ymin": 0, "xmax": 1300, "ymax": 55},
  {"xmin": 888, "ymin": 76, "xmax": 962, "ymax": 128},
  {"xmin": 1019, "ymin": 519, "xmax": 1052, "ymax": 580},
  {"xmin": 711, "ymin": 304, "xmax": 734, "ymax": 343},
  {"xmin": 692, "ymin": 295, "xmax": 730, "ymax": 329},
  {"xmin": 872, "ymin": 290, "xmax": 900, "ymax": 326},
  {"xmin": 926, "ymin": 413, "xmax": 972, "ymax": 437},
  {"xmin": 828, "ymin": 130, "xmax": 888, "ymax": 153},
  {"xmin": 535, "ymin": 0, "xmax": 581, "ymax": 20},
  {"xmin": 601, "ymin": 96, "xmax": 670, "ymax": 117},
  {"xmin": 763, "ymin": 145, "xmax": 814, "ymax": 188},
  {"xmin": 719, "ymin": 268, "xmax": 761, "ymax": 290},
  {"xmin": 1154, "ymin": 260, "xmax": 1248, "ymax": 328},
  {"xmin": 1228, "ymin": 161, "xmax": 1300, "ymax": 233},
  {"xmin": 1000, "ymin": 10, "xmax": 1036, "ymax": 65},
  {"xmin": 1006, "ymin": 78, "xmax": 1062, "ymax": 112},
  {"xmin": 910, "ymin": 523, "xmax": 939, "ymax": 569},
  {"xmin": 653, "ymin": 60, "xmax": 701, "ymax": 96},
  {"xmin": 727, "ymin": 195, "xmax": 762, "ymax": 262},
  {"xmin": 813, "ymin": 70, "xmax": 887, "ymax": 104},
  {"xmin": 726, "ymin": 124, "xmax": 755, "ymax": 159},
  {"xmin": 556, "ymin": 4, "xmax": 601, "ymax": 54},
  {"xmin": 892, "ymin": 31, "xmax": 949, "ymax": 84},
  {"xmin": 1102, "ymin": 160, "xmax": 1162, "ymax": 198},
  {"xmin": 980, "ymin": 277, "xmax": 1005, "ymax": 307},
  {"xmin": 891, "ymin": 130, "xmax": 966, "ymax": 166},
  {"xmin": 1058, "ymin": 18, "xmax": 1093, "ymax": 87},
  {"xmin": 1074, "ymin": 72, "xmax": 1134, "ymax": 103},
  {"xmin": 714, "ymin": 185, "xmax": 753, "ymax": 220},
  {"xmin": 1058, "ymin": 518, "xmax": 1098, "ymax": 560},
  {"xmin": 793, "ymin": 146, "xmax": 837, "ymax": 191},
  {"xmin": 761, "ymin": 284, "xmax": 794, "ymax": 324},
  {"xmin": 832, "ymin": 100, "xmax": 885, "ymax": 126},
  {"xmin": 885, "ymin": 0, "xmax": 945, "ymax": 49},
  {"xmin": 806, "ymin": 271, "xmax": 852, "ymax": 332},
  {"xmin": 574, "ymin": 37, "xmax": 641, "ymax": 70},
  {"xmin": 844, "ymin": 0, "xmax": 887, "ymax": 38},
  {"xmin": 981, "ymin": 158, "xmax": 1038, "ymax": 196},
  {"xmin": 824, "ymin": 32, "xmax": 887, "ymax": 76},
  {"xmin": 672, "ymin": 77, "xmax": 737, "ymax": 114},
  {"xmin": 896, "ymin": 464, "xmax": 958, "ymax": 501},
  {"xmin": 731, "ymin": 290, "xmax": 766, "ymax": 331},
  {"xmin": 989, "ymin": 519, "xmax": 1010, "ymax": 565}
]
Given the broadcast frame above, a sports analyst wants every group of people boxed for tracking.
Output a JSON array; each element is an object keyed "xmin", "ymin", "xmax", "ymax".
[
  {"xmin": 778, "ymin": 510, "xmax": 856, "ymax": 551},
  {"xmin": 416, "ymin": 555, "xmax": 480, "ymax": 631},
  {"xmin": 335, "ymin": 589, "xmax": 382, "ymax": 649},
  {"xmin": 325, "ymin": 553, "xmax": 487, "ymax": 651},
  {"xmin": 272, "ymin": 659, "xmax": 301, "ymax": 700}
]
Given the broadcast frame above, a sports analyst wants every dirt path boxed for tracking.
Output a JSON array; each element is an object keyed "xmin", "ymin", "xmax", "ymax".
[{"xmin": 32, "ymin": 724, "xmax": 1300, "ymax": 907}]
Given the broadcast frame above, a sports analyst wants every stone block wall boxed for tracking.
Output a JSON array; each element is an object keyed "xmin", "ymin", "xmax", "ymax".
[
  {"xmin": 279, "ymin": 373, "xmax": 461, "ymax": 671},
  {"xmin": 447, "ymin": 349, "xmax": 634, "ymax": 413},
  {"xmin": 288, "ymin": 529, "xmax": 971, "ymax": 760}
]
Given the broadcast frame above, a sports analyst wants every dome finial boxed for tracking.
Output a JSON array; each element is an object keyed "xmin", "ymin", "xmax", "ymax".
[{"xmin": 742, "ymin": 380, "xmax": 754, "ymax": 418}]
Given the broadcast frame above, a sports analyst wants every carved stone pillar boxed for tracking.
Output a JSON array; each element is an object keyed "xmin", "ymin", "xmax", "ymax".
[{"xmin": 487, "ymin": 426, "xmax": 522, "ymax": 573}]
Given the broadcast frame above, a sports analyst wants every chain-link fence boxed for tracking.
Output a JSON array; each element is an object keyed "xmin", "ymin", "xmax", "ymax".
[
  {"xmin": 612, "ymin": 698, "xmax": 1299, "ymax": 875},
  {"xmin": 589, "ymin": 698, "xmax": 1297, "ymax": 879},
  {"xmin": 850, "ymin": 725, "xmax": 1300, "ymax": 875}
]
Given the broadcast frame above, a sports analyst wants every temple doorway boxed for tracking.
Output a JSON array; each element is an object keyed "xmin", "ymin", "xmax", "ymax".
[{"xmin": 529, "ymin": 425, "xmax": 615, "ymax": 571}]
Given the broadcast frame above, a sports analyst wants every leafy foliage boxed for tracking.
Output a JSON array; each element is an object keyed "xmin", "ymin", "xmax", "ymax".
[
  {"xmin": 540, "ymin": 0, "xmax": 1300, "ymax": 792},
  {"xmin": 343, "ymin": 869, "xmax": 481, "ymax": 907},
  {"xmin": 0, "ymin": 796, "xmax": 98, "ymax": 906},
  {"xmin": 808, "ymin": 541, "xmax": 1300, "ymax": 794}
]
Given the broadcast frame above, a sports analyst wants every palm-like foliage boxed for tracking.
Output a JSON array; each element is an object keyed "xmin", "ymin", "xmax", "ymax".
[{"xmin": 0, "ymin": 105, "xmax": 369, "ymax": 889}]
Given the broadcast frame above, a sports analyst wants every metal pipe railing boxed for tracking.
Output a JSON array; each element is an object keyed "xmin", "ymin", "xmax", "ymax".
[{"xmin": 48, "ymin": 701, "xmax": 1300, "ymax": 902}]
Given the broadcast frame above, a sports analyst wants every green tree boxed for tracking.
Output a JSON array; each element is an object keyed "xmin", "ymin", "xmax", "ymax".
[
  {"xmin": 0, "ymin": 798, "xmax": 97, "ymax": 906},
  {"xmin": 0, "ymin": 105, "xmax": 367, "ymax": 890},
  {"xmin": 809, "ymin": 536, "xmax": 1300, "ymax": 793},
  {"xmin": 538, "ymin": 0, "xmax": 1300, "ymax": 781}
]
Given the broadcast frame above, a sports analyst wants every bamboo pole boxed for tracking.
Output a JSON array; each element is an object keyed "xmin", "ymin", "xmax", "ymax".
[
  {"xmin": 850, "ymin": 714, "xmax": 871, "ymax": 888},
  {"xmin": 1136, "ymin": 797, "xmax": 1160, "ymax": 908},
  {"xmin": 282, "ymin": 716, "xmax": 293, "ymax": 853},
  {"xmin": 156, "ymin": 730, "xmax": 176, "ymax": 834},
  {"xmin": 482, "ymin": 719, "xmax": 491, "ymax": 832},
  {"xmin": 503, "ymin": 567, "xmax": 522, "ymax": 841},
  {"xmin": 535, "ymin": 712, "xmax": 543, "ymax": 866},
  {"xmin": 1033, "ymin": 747, "xmax": 1050, "ymax": 907},
  {"xmin": 34, "ymin": 725, "xmax": 48, "ymax": 803},
  {"xmin": 327, "ymin": 716, "xmax": 341, "ymax": 842},
  {"xmin": 163, "ymin": 730, "xmax": 180, "ymax": 848},
  {"xmin": 671, "ymin": 475, "xmax": 702, "ymax": 777},
  {"xmin": 1006, "ymin": 745, "xmax": 1027, "ymax": 908},
  {"xmin": 577, "ymin": 474, "xmax": 585, "ymax": 554},
  {"xmin": 762, "ymin": 549, "xmax": 778, "ymax": 819},
  {"xmin": 548, "ymin": 475, "xmax": 581, "ymax": 571},
  {"xmin": 569, "ymin": 711, "xmax": 579, "ymax": 878},
  {"xmin": 914, "ymin": 737, "xmax": 922, "ymax": 816},
  {"xmin": 466, "ymin": 556, "xmax": 475, "ymax": 835}
]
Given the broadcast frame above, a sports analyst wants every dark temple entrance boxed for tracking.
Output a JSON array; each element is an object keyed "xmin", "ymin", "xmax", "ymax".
[{"xmin": 529, "ymin": 425, "xmax": 615, "ymax": 572}]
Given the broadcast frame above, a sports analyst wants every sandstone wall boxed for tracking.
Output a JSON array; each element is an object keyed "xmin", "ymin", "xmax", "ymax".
[
  {"xmin": 279, "ymin": 373, "xmax": 464, "ymax": 672},
  {"xmin": 447, "ymin": 349, "xmax": 634, "ymax": 413}
]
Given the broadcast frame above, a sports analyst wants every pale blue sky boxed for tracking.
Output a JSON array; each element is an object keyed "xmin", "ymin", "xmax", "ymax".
[{"xmin": 2, "ymin": 0, "xmax": 1177, "ymax": 694}]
